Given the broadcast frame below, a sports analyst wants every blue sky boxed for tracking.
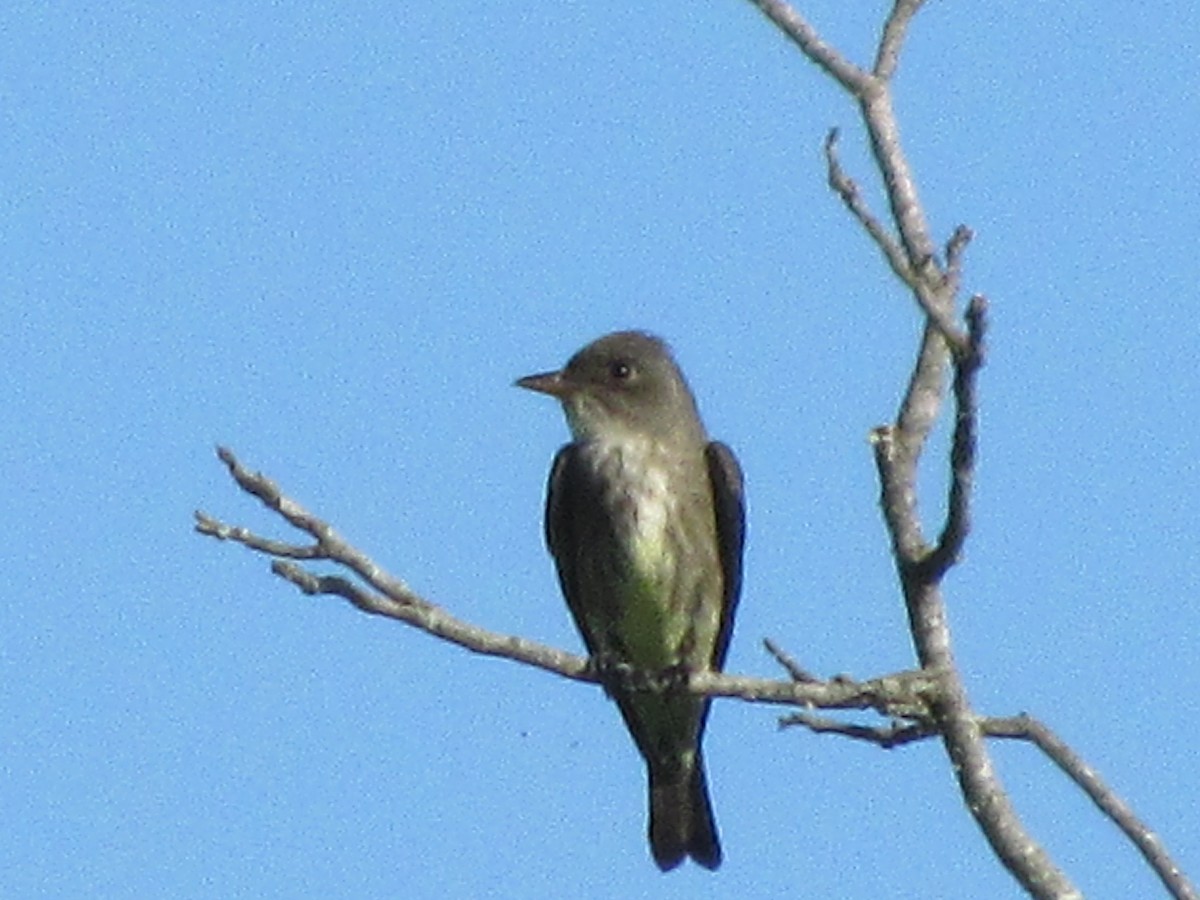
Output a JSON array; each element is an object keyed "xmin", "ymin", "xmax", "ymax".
[{"xmin": 3, "ymin": 2, "xmax": 1198, "ymax": 898}]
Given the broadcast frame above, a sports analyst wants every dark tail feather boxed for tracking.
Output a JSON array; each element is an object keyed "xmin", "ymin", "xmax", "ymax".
[{"xmin": 648, "ymin": 756, "xmax": 721, "ymax": 871}]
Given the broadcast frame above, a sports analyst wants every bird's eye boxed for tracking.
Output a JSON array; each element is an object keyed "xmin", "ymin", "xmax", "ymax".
[{"xmin": 609, "ymin": 360, "xmax": 633, "ymax": 381}]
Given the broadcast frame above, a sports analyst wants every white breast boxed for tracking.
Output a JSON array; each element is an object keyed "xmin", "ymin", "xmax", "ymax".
[{"xmin": 584, "ymin": 433, "xmax": 676, "ymax": 566}]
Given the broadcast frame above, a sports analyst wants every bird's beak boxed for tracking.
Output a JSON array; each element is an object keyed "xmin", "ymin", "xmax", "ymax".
[{"xmin": 515, "ymin": 369, "xmax": 574, "ymax": 398}]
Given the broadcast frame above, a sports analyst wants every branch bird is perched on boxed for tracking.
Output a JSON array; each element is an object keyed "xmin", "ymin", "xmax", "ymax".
[{"xmin": 517, "ymin": 331, "xmax": 745, "ymax": 871}]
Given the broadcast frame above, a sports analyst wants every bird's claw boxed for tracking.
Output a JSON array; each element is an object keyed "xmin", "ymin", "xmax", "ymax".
[{"xmin": 588, "ymin": 656, "xmax": 693, "ymax": 695}]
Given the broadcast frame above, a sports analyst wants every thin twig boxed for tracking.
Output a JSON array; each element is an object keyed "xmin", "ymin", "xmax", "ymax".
[
  {"xmin": 763, "ymin": 637, "xmax": 820, "ymax": 683},
  {"xmin": 824, "ymin": 128, "xmax": 912, "ymax": 284},
  {"xmin": 944, "ymin": 224, "xmax": 974, "ymax": 298},
  {"xmin": 207, "ymin": 446, "xmax": 422, "ymax": 605},
  {"xmin": 824, "ymin": 130, "xmax": 967, "ymax": 350},
  {"xmin": 923, "ymin": 295, "xmax": 987, "ymax": 578},
  {"xmin": 195, "ymin": 512, "xmax": 324, "ymax": 559},
  {"xmin": 780, "ymin": 711, "xmax": 936, "ymax": 748},
  {"xmin": 747, "ymin": 0, "xmax": 868, "ymax": 92},
  {"xmin": 986, "ymin": 716, "xmax": 1199, "ymax": 900},
  {"xmin": 272, "ymin": 560, "xmax": 593, "ymax": 681},
  {"xmin": 874, "ymin": 0, "xmax": 926, "ymax": 80}
]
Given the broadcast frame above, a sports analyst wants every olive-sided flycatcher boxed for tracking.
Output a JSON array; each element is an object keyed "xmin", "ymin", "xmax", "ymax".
[{"xmin": 516, "ymin": 331, "xmax": 744, "ymax": 871}]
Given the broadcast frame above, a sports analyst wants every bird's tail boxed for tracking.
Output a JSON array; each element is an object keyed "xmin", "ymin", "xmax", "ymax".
[{"xmin": 648, "ymin": 755, "xmax": 721, "ymax": 871}]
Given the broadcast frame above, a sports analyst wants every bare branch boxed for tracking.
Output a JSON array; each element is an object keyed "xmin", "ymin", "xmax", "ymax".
[
  {"xmin": 874, "ymin": 0, "xmax": 926, "ymax": 80},
  {"xmin": 696, "ymin": 667, "xmax": 939, "ymax": 713},
  {"xmin": 777, "ymin": 1, "xmax": 1086, "ymax": 894},
  {"xmin": 929, "ymin": 662, "xmax": 1079, "ymax": 898},
  {"xmin": 758, "ymin": 1, "xmax": 965, "ymax": 353},
  {"xmin": 195, "ymin": 512, "xmax": 324, "ymax": 559},
  {"xmin": 781, "ymin": 711, "xmax": 937, "ymax": 748},
  {"xmin": 922, "ymin": 295, "xmax": 987, "ymax": 579},
  {"xmin": 746, "ymin": 0, "xmax": 868, "ymax": 93},
  {"xmin": 824, "ymin": 131, "xmax": 966, "ymax": 351},
  {"xmin": 763, "ymin": 637, "xmax": 820, "ymax": 683},
  {"xmin": 944, "ymin": 224, "xmax": 974, "ymax": 297},
  {"xmin": 196, "ymin": 447, "xmax": 942, "ymax": 713},
  {"xmin": 870, "ymin": 421, "xmax": 926, "ymax": 563},
  {"xmin": 270, "ymin": 559, "xmax": 594, "ymax": 681},
  {"xmin": 789, "ymin": 705, "xmax": 1198, "ymax": 899},
  {"xmin": 986, "ymin": 716, "xmax": 1199, "ymax": 900},
  {"xmin": 824, "ymin": 128, "xmax": 912, "ymax": 284},
  {"xmin": 859, "ymin": 87, "xmax": 937, "ymax": 277},
  {"xmin": 203, "ymin": 446, "xmax": 422, "ymax": 604}
]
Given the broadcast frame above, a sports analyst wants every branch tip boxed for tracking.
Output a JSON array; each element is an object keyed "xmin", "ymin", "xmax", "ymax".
[{"xmin": 763, "ymin": 638, "xmax": 820, "ymax": 683}]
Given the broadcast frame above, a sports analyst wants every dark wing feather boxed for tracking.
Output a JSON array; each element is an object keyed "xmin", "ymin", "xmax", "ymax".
[
  {"xmin": 544, "ymin": 444, "xmax": 603, "ymax": 656},
  {"xmin": 705, "ymin": 441, "xmax": 745, "ymax": 672}
]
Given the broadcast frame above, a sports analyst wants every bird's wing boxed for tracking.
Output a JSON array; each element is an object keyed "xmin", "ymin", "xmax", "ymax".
[
  {"xmin": 705, "ymin": 442, "xmax": 745, "ymax": 672},
  {"xmin": 544, "ymin": 443, "xmax": 603, "ymax": 657}
]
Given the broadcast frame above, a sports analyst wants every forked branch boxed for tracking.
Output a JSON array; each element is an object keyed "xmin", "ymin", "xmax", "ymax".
[{"xmin": 744, "ymin": 1, "xmax": 1194, "ymax": 897}]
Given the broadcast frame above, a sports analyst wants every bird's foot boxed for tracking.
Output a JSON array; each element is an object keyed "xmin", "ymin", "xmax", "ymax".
[
  {"xmin": 588, "ymin": 654, "xmax": 638, "ymax": 698},
  {"xmin": 654, "ymin": 662, "xmax": 693, "ymax": 693},
  {"xmin": 587, "ymin": 656, "xmax": 692, "ymax": 695}
]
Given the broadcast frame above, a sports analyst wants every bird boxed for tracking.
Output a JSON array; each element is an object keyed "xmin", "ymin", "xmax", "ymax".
[{"xmin": 516, "ymin": 330, "xmax": 745, "ymax": 871}]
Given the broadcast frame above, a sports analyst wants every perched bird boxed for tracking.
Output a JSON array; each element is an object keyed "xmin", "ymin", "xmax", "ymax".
[{"xmin": 516, "ymin": 331, "xmax": 745, "ymax": 871}]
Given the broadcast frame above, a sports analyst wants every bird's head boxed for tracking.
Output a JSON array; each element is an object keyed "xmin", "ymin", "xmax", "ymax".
[{"xmin": 516, "ymin": 331, "xmax": 705, "ymax": 445}]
